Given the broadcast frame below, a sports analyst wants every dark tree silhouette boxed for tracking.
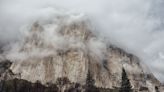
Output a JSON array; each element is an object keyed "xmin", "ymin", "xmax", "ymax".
[
  {"xmin": 86, "ymin": 70, "xmax": 95, "ymax": 89},
  {"xmin": 85, "ymin": 70, "xmax": 99, "ymax": 92},
  {"xmin": 120, "ymin": 68, "xmax": 132, "ymax": 92},
  {"xmin": 155, "ymin": 86, "xmax": 160, "ymax": 92}
]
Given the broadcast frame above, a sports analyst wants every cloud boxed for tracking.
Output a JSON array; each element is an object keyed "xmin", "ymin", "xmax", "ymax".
[{"xmin": 0, "ymin": 0, "xmax": 164, "ymax": 82}]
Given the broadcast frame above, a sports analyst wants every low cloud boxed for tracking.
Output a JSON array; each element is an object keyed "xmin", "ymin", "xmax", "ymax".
[{"xmin": 0, "ymin": 0, "xmax": 164, "ymax": 82}]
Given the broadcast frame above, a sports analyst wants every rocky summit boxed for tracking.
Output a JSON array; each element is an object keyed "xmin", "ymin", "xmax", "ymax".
[{"xmin": 0, "ymin": 14, "xmax": 163, "ymax": 92}]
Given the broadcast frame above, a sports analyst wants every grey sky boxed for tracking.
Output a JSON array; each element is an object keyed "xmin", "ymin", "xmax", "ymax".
[{"xmin": 0, "ymin": 0, "xmax": 164, "ymax": 83}]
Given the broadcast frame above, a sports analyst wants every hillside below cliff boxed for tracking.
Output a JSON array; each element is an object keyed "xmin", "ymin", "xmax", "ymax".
[{"xmin": 0, "ymin": 14, "xmax": 163, "ymax": 92}]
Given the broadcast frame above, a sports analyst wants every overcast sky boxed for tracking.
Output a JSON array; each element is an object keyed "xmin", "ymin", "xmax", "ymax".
[{"xmin": 0, "ymin": 0, "xmax": 164, "ymax": 82}]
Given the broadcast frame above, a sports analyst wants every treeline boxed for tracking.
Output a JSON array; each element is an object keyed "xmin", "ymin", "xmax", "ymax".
[{"xmin": 0, "ymin": 68, "xmax": 160, "ymax": 92}]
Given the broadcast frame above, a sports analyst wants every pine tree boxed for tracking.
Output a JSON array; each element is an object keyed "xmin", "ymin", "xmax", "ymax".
[
  {"xmin": 155, "ymin": 86, "xmax": 160, "ymax": 92},
  {"xmin": 120, "ymin": 68, "xmax": 132, "ymax": 92},
  {"xmin": 86, "ymin": 70, "xmax": 95, "ymax": 89},
  {"xmin": 85, "ymin": 70, "xmax": 100, "ymax": 92}
]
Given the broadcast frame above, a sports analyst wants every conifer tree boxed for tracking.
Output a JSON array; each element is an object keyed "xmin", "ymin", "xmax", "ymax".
[
  {"xmin": 120, "ymin": 68, "xmax": 132, "ymax": 92},
  {"xmin": 85, "ymin": 69, "xmax": 100, "ymax": 92},
  {"xmin": 86, "ymin": 70, "xmax": 95, "ymax": 89},
  {"xmin": 155, "ymin": 86, "xmax": 160, "ymax": 92}
]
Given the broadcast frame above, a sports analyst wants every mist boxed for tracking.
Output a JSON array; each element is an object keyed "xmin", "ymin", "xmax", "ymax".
[{"xmin": 0, "ymin": 0, "xmax": 164, "ymax": 83}]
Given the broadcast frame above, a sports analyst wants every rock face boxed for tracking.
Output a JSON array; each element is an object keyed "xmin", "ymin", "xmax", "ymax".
[{"xmin": 0, "ymin": 14, "xmax": 163, "ymax": 92}]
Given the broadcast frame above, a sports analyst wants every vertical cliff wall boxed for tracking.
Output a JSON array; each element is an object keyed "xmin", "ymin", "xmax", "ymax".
[{"xmin": 0, "ymin": 14, "xmax": 162, "ymax": 92}]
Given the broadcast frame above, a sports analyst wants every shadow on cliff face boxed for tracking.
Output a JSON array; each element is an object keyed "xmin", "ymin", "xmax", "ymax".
[
  {"xmin": 0, "ymin": 79, "xmax": 58, "ymax": 92},
  {"xmin": 0, "ymin": 78, "xmax": 121, "ymax": 92},
  {"xmin": 0, "ymin": 74, "xmax": 123, "ymax": 92},
  {"xmin": 0, "ymin": 78, "xmax": 95, "ymax": 92}
]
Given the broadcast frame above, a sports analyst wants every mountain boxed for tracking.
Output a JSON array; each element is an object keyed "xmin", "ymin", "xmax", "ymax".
[{"xmin": 0, "ymin": 14, "xmax": 163, "ymax": 92}]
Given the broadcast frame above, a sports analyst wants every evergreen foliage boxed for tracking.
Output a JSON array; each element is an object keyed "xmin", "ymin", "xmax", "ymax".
[
  {"xmin": 85, "ymin": 70, "xmax": 99, "ymax": 92},
  {"xmin": 119, "ymin": 68, "xmax": 132, "ymax": 92},
  {"xmin": 155, "ymin": 86, "xmax": 160, "ymax": 92}
]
